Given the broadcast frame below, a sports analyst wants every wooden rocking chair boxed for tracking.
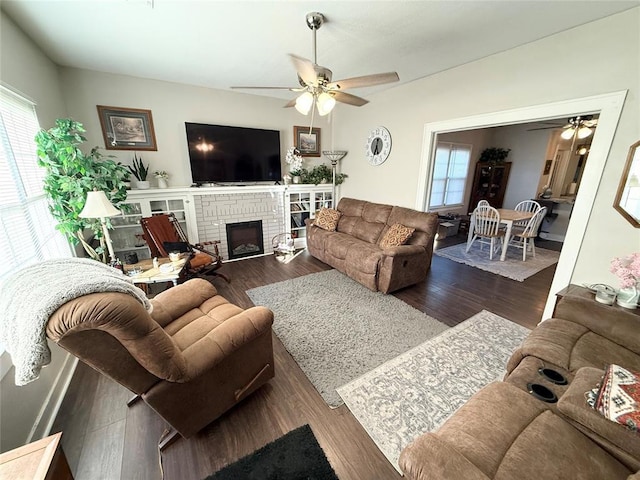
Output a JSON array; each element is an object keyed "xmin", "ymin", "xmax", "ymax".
[{"xmin": 140, "ymin": 213, "xmax": 229, "ymax": 283}]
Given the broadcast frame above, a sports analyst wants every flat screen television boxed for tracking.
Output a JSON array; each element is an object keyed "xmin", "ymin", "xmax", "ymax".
[{"xmin": 185, "ymin": 122, "xmax": 281, "ymax": 184}]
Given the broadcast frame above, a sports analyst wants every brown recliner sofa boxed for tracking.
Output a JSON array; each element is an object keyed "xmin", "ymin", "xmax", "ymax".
[
  {"xmin": 400, "ymin": 287, "xmax": 640, "ymax": 479},
  {"xmin": 400, "ymin": 381, "xmax": 639, "ymax": 480},
  {"xmin": 305, "ymin": 197, "xmax": 439, "ymax": 293},
  {"xmin": 46, "ymin": 278, "xmax": 274, "ymax": 448}
]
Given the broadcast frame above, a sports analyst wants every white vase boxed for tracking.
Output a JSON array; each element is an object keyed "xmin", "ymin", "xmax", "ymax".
[
  {"xmin": 617, "ymin": 285, "xmax": 639, "ymax": 309},
  {"xmin": 136, "ymin": 180, "xmax": 150, "ymax": 189},
  {"xmin": 157, "ymin": 178, "xmax": 168, "ymax": 189},
  {"xmin": 292, "ymin": 176, "xmax": 301, "ymax": 184}
]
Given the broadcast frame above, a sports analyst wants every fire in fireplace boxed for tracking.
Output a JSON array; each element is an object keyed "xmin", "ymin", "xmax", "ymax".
[{"xmin": 225, "ymin": 220, "xmax": 264, "ymax": 260}]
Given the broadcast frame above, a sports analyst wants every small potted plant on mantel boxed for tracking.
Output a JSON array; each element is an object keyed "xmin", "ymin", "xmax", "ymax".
[
  {"xmin": 128, "ymin": 154, "xmax": 150, "ymax": 189},
  {"xmin": 285, "ymin": 147, "xmax": 304, "ymax": 184},
  {"xmin": 154, "ymin": 170, "xmax": 169, "ymax": 189}
]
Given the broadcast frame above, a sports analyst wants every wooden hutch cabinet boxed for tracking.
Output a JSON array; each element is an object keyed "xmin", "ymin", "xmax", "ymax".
[{"xmin": 468, "ymin": 162, "xmax": 512, "ymax": 208}]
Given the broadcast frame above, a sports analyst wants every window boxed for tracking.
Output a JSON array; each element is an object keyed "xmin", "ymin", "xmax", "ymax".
[
  {"xmin": 0, "ymin": 86, "xmax": 71, "ymax": 285},
  {"xmin": 430, "ymin": 142, "xmax": 472, "ymax": 209}
]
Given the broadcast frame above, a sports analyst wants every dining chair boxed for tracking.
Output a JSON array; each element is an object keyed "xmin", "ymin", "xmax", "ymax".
[
  {"xmin": 514, "ymin": 200, "xmax": 541, "ymax": 227},
  {"xmin": 509, "ymin": 207, "xmax": 547, "ymax": 261},
  {"xmin": 466, "ymin": 204, "xmax": 505, "ymax": 260}
]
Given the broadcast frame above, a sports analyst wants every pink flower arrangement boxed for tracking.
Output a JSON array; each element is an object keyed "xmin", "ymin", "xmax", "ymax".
[{"xmin": 610, "ymin": 253, "xmax": 640, "ymax": 289}]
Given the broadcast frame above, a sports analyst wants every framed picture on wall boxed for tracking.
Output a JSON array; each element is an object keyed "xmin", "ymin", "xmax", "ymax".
[
  {"xmin": 293, "ymin": 126, "xmax": 321, "ymax": 157},
  {"xmin": 97, "ymin": 105, "xmax": 157, "ymax": 150},
  {"xmin": 543, "ymin": 159, "xmax": 553, "ymax": 175}
]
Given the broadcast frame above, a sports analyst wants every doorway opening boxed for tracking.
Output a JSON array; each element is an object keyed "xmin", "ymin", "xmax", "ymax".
[{"xmin": 416, "ymin": 91, "xmax": 627, "ymax": 320}]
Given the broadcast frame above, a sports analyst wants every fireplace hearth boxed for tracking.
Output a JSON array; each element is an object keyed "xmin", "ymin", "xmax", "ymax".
[{"xmin": 225, "ymin": 220, "xmax": 264, "ymax": 260}]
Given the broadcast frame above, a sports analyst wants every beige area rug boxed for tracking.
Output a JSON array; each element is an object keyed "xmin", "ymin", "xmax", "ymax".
[
  {"xmin": 246, "ymin": 269, "xmax": 449, "ymax": 407},
  {"xmin": 337, "ymin": 310, "xmax": 530, "ymax": 472},
  {"xmin": 434, "ymin": 242, "xmax": 560, "ymax": 281}
]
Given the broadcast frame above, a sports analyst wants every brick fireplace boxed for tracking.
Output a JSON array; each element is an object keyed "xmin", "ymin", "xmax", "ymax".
[{"xmin": 194, "ymin": 190, "xmax": 285, "ymax": 261}]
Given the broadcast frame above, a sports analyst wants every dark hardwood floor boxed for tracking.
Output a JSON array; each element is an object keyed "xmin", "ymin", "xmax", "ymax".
[{"xmin": 50, "ymin": 234, "xmax": 557, "ymax": 479}]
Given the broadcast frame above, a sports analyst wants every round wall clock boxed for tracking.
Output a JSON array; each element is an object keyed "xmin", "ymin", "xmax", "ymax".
[{"xmin": 365, "ymin": 126, "xmax": 392, "ymax": 166}]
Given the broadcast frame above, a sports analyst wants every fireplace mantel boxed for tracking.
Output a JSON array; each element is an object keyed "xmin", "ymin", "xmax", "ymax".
[{"xmin": 126, "ymin": 184, "xmax": 333, "ymax": 261}]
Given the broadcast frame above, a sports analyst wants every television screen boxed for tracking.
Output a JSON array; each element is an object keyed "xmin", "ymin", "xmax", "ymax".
[{"xmin": 185, "ymin": 122, "xmax": 281, "ymax": 184}]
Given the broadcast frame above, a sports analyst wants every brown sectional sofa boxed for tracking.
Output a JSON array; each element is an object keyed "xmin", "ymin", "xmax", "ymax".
[
  {"xmin": 400, "ymin": 286, "xmax": 640, "ymax": 479},
  {"xmin": 305, "ymin": 197, "xmax": 439, "ymax": 293}
]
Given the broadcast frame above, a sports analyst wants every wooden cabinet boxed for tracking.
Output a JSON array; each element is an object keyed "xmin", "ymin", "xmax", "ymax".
[
  {"xmin": 468, "ymin": 162, "xmax": 512, "ymax": 209},
  {"xmin": 284, "ymin": 185, "xmax": 333, "ymax": 248},
  {"xmin": 0, "ymin": 432, "xmax": 73, "ymax": 480},
  {"xmin": 110, "ymin": 191, "xmax": 196, "ymax": 262}
]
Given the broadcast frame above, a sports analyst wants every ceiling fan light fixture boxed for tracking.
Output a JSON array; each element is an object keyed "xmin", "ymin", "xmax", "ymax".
[
  {"xmin": 561, "ymin": 128, "xmax": 575, "ymax": 140},
  {"xmin": 316, "ymin": 92, "xmax": 336, "ymax": 116},
  {"xmin": 577, "ymin": 126, "xmax": 593, "ymax": 139},
  {"xmin": 295, "ymin": 92, "xmax": 314, "ymax": 115}
]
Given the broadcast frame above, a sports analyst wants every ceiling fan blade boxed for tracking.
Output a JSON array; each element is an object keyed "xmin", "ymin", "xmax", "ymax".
[
  {"xmin": 230, "ymin": 86, "xmax": 299, "ymax": 90},
  {"xmin": 327, "ymin": 72, "xmax": 399, "ymax": 90},
  {"xmin": 527, "ymin": 126, "xmax": 563, "ymax": 131},
  {"xmin": 289, "ymin": 54, "xmax": 318, "ymax": 86},
  {"xmin": 283, "ymin": 98, "xmax": 297, "ymax": 108},
  {"xmin": 333, "ymin": 91, "xmax": 369, "ymax": 107}
]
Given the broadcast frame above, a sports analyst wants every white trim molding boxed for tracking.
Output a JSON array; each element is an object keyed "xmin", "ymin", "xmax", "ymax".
[{"xmin": 416, "ymin": 91, "xmax": 628, "ymax": 322}]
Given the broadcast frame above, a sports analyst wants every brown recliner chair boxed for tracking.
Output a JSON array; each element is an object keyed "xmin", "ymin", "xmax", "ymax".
[{"xmin": 46, "ymin": 278, "xmax": 274, "ymax": 448}]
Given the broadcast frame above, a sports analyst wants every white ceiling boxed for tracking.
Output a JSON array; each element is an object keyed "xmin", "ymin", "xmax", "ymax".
[{"xmin": 2, "ymin": 1, "xmax": 637, "ymax": 104}]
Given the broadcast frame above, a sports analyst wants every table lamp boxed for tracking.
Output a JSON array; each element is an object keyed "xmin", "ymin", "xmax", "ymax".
[{"xmin": 79, "ymin": 190, "xmax": 121, "ymax": 263}]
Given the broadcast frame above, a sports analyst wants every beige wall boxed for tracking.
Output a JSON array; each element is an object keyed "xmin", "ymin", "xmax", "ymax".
[
  {"xmin": 58, "ymin": 68, "xmax": 332, "ymax": 187},
  {"xmin": 334, "ymin": 8, "xmax": 640, "ymax": 290},
  {"xmin": 0, "ymin": 12, "xmax": 75, "ymax": 452}
]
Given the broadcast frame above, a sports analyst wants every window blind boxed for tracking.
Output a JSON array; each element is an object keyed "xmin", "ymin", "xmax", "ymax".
[{"xmin": 0, "ymin": 86, "xmax": 71, "ymax": 284}]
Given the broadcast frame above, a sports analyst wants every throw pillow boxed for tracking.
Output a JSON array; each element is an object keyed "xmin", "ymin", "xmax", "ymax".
[
  {"xmin": 586, "ymin": 364, "xmax": 640, "ymax": 433},
  {"xmin": 379, "ymin": 223, "xmax": 415, "ymax": 249},
  {"xmin": 314, "ymin": 208, "xmax": 341, "ymax": 232}
]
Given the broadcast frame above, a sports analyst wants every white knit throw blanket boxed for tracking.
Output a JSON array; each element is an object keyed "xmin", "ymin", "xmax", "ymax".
[{"xmin": 0, "ymin": 257, "xmax": 152, "ymax": 386}]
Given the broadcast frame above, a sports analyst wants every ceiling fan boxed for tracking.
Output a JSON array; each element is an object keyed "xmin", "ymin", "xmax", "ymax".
[
  {"xmin": 231, "ymin": 12, "xmax": 399, "ymax": 116},
  {"xmin": 529, "ymin": 115, "xmax": 598, "ymax": 139}
]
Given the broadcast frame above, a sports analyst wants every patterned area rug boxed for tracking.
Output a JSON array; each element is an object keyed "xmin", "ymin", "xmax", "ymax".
[
  {"xmin": 434, "ymin": 242, "xmax": 560, "ymax": 281},
  {"xmin": 247, "ymin": 269, "xmax": 449, "ymax": 407},
  {"xmin": 337, "ymin": 310, "xmax": 530, "ymax": 472},
  {"xmin": 204, "ymin": 424, "xmax": 338, "ymax": 480}
]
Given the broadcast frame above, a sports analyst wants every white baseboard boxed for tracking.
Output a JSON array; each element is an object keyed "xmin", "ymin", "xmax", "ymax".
[
  {"xmin": 539, "ymin": 232, "xmax": 565, "ymax": 243},
  {"xmin": 27, "ymin": 354, "xmax": 78, "ymax": 442}
]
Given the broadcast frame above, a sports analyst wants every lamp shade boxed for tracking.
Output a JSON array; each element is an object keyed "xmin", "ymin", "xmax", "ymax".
[
  {"xmin": 79, "ymin": 191, "xmax": 121, "ymax": 218},
  {"xmin": 295, "ymin": 92, "xmax": 314, "ymax": 115},
  {"xmin": 577, "ymin": 126, "xmax": 593, "ymax": 139},
  {"xmin": 316, "ymin": 92, "xmax": 336, "ymax": 116},
  {"xmin": 560, "ymin": 128, "xmax": 575, "ymax": 140}
]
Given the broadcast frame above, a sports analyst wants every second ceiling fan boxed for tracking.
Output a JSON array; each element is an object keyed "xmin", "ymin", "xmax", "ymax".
[{"xmin": 231, "ymin": 12, "xmax": 399, "ymax": 116}]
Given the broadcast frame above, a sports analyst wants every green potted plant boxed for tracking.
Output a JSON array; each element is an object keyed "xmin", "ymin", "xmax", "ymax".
[
  {"xmin": 128, "ymin": 153, "xmax": 150, "ymax": 189},
  {"xmin": 35, "ymin": 118, "xmax": 130, "ymax": 262},
  {"xmin": 479, "ymin": 147, "xmax": 511, "ymax": 164},
  {"xmin": 300, "ymin": 164, "xmax": 348, "ymax": 185}
]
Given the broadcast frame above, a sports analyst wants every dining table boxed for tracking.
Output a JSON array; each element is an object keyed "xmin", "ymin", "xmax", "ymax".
[{"xmin": 467, "ymin": 208, "xmax": 535, "ymax": 261}]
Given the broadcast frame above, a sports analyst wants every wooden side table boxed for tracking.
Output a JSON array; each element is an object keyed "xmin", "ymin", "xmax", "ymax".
[
  {"xmin": 554, "ymin": 284, "xmax": 640, "ymax": 317},
  {"xmin": 124, "ymin": 256, "xmax": 188, "ymax": 292},
  {"xmin": 0, "ymin": 432, "xmax": 73, "ymax": 479}
]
